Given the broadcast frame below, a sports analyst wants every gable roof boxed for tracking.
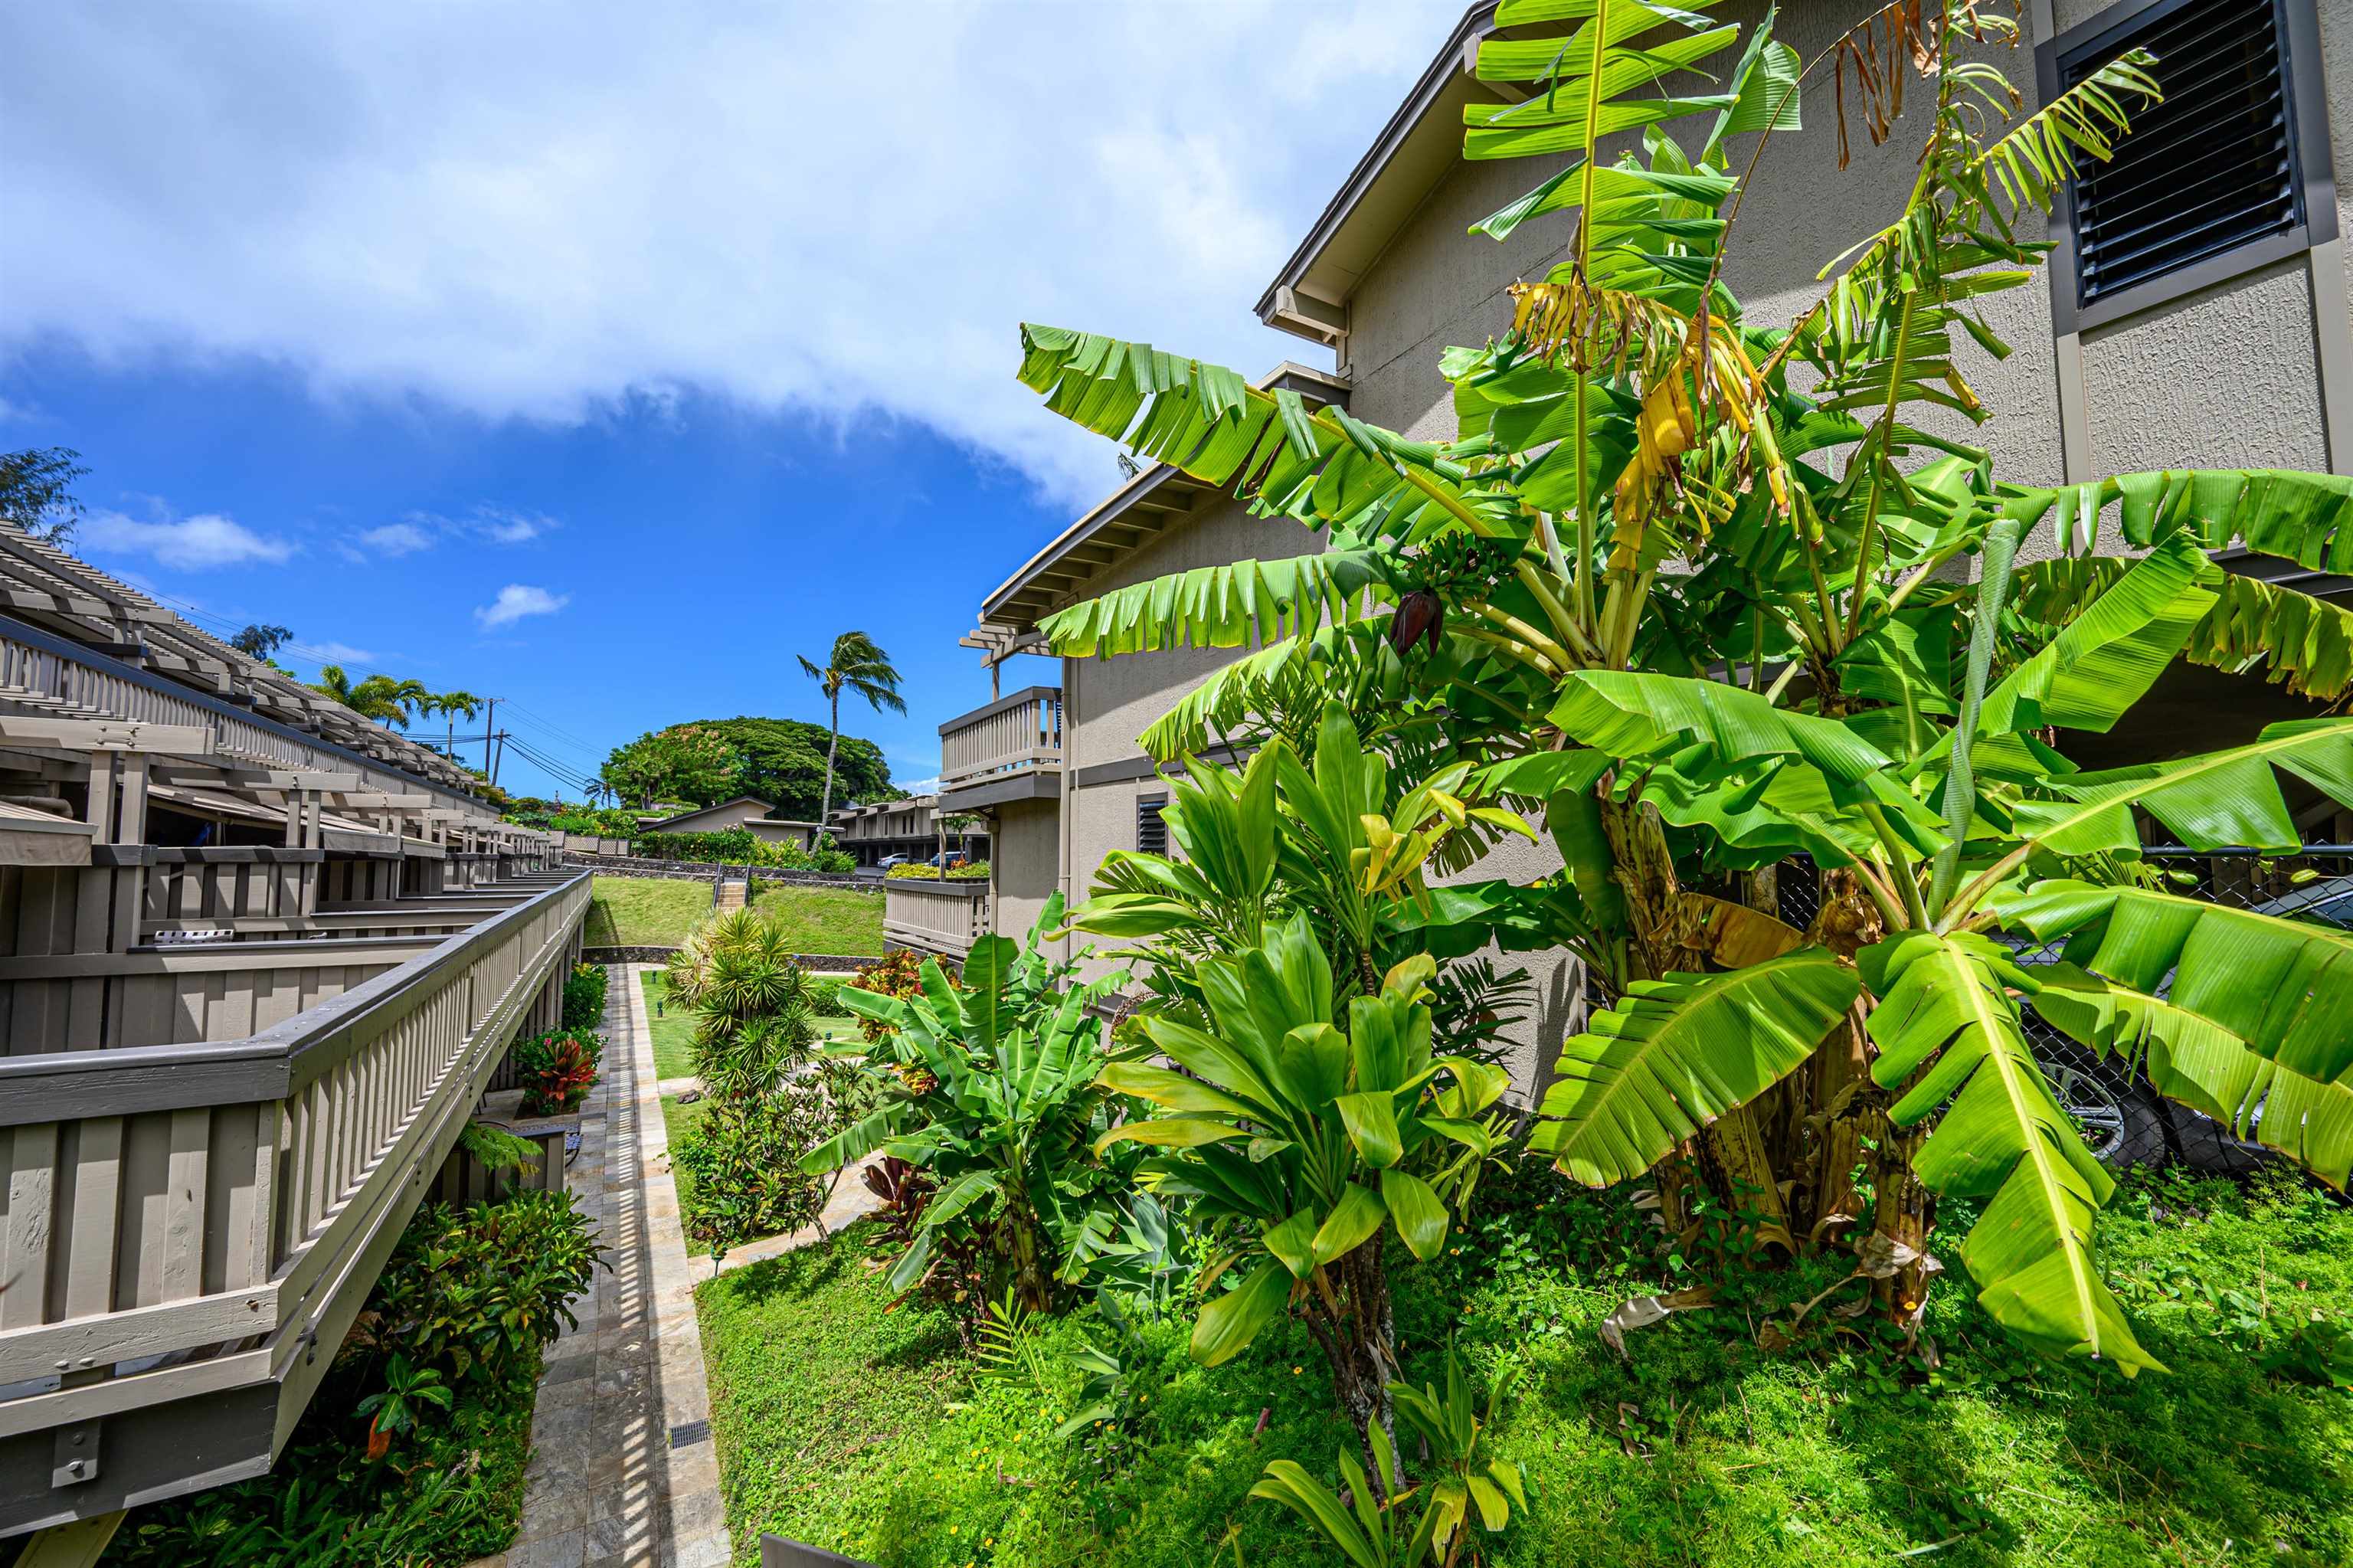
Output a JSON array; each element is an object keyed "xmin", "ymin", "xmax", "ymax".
[
  {"xmin": 646, "ymin": 795, "xmax": 784, "ymax": 829},
  {"xmin": 1255, "ymin": 2, "xmax": 1507, "ymax": 345}
]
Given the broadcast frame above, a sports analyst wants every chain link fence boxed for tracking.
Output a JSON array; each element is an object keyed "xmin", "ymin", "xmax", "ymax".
[{"xmin": 1763, "ymin": 849, "xmax": 2353, "ymax": 1175}]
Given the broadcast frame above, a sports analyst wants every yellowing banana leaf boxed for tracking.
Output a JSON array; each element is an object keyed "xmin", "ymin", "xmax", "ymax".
[
  {"xmin": 1858, "ymin": 931, "xmax": 2159, "ymax": 1374},
  {"xmin": 1530, "ymin": 950, "xmax": 1860, "ymax": 1185}
]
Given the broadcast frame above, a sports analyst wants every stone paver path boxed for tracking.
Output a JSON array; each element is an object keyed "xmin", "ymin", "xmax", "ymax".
[{"xmin": 466, "ymin": 964, "xmax": 729, "ymax": 1568}]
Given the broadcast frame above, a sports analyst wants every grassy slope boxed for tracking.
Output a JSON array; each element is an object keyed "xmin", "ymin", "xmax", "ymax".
[
  {"xmin": 696, "ymin": 1171, "xmax": 2353, "ymax": 1568},
  {"xmin": 584, "ymin": 875, "xmax": 883, "ymax": 957},
  {"xmin": 747, "ymin": 883, "xmax": 884, "ymax": 956},
  {"xmin": 584, "ymin": 876, "xmax": 710, "ymax": 946}
]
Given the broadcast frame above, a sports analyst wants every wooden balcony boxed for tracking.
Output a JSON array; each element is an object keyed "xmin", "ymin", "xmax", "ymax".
[
  {"xmin": 0, "ymin": 867, "xmax": 588, "ymax": 1533},
  {"xmin": 882, "ymin": 879, "xmax": 990, "ymax": 961},
  {"xmin": 936, "ymin": 686, "xmax": 1062, "ymax": 810}
]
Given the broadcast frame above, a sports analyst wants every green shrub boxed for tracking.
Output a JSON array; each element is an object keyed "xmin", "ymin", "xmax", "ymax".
[
  {"xmin": 673, "ymin": 1085, "xmax": 840, "ymax": 1252},
  {"xmin": 118, "ymin": 1190, "xmax": 606, "ymax": 1567},
  {"xmin": 885, "ymin": 859, "xmax": 990, "ymax": 880},
  {"xmin": 805, "ymin": 974, "xmax": 846, "ymax": 1014},
  {"xmin": 634, "ymin": 827, "xmax": 854, "ymax": 872},
  {"xmin": 513, "ymin": 1026, "xmax": 601, "ymax": 1116},
  {"xmin": 560, "ymin": 961, "xmax": 608, "ymax": 1030}
]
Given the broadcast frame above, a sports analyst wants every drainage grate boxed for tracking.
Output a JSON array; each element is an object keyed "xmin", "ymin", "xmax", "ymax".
[{"xmin": 669, "ymin": 1419, "xmax": 711, "ymax": 1449}]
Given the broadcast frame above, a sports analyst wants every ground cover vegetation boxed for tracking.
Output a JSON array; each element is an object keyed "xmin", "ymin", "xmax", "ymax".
[
  {"xmin": 694, "ymin": 4, "xmax": 2353, "ymax": 1562},
  {"xmin": 585, "ymin": 873, "xmax": 712, "ymax": 945},
  {"xmin": 119, "ymin": 1185, "xmax": 604, "ymax": 1566},
  {"xmin": 887, "ymin": 859, "xmax": 991, "ymax": 880},
  {"xmin": 745, "ymin": 881, "xmax": 886, "ymax": 954}
]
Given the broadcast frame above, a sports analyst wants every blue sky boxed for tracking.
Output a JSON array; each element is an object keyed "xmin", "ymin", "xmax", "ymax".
[{"xmin": 0, "ymin": 2, "xmax": 1440, "ymax": 800}]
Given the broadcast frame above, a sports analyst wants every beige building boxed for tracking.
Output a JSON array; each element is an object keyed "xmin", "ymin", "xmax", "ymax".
[
  {"xmin": 905, "ymin": 0, "xmax": 2353, "ymax": 1095},
  {"xmin": 642, "ymin": 795, "xmax": 824, "ymax": 849},
  {"xmin": 0, "ymin": 526, "xmax": 580, "ymax": 1546}
]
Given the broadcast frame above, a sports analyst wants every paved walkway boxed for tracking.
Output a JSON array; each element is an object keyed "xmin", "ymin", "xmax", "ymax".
[{"xmin": 468, "ymin": 964, "xmax": 730, "ymax": 1568}]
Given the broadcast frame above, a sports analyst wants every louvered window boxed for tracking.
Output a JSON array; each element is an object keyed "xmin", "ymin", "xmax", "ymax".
[
  {"xmin": 2062, "ymin": 0, "xmax": 2305, "ymax": 312},
  {"xmin": 1137, "ymin": 794, "xmax": 1169, "ymax": 856}
]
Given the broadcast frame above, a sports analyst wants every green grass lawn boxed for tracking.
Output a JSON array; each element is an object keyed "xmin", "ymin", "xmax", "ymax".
[
  {"xmin": 584, "ymin": 876, "xmax": 883, "ymax": 957},
  {"xmin": 748, "ymin": 883, "xmax": 884, "ymax": 955},
  {"xmin": 584, "ymin": 876, "xmax": 711, "ymax": 947},
  {"xmin": 695, "ymin": 1167, "xmax": 2353, "ymax": 1568},
  {"xmin": 662, "ymin": 1092, "xmax": 709, "ymax": 1210},
  {"xmin": 643, "ymin": 969, "xmax": 699, "ymax": 1082}
]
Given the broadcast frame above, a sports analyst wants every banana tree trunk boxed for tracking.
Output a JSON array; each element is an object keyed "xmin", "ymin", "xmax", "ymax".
[{"xmin": 1600, "ymin": 794, "xmax": 1795, "ymax": 1250}]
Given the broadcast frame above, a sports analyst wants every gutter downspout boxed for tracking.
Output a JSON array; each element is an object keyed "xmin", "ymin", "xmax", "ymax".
[{"xmin": 1059, "ymin": 653, "xmax": 1076, "ymax": 966}]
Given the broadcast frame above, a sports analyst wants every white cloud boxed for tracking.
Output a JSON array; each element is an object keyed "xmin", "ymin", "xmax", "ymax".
[
  {"xmin": 80, "ymin": 509, "xmax": 296, "ymax": 569},
  {"xmin": 474, "ymin": 583, "xmax": 568, "ymax": 628},
  {"xmin": 356, "ymin": 521, "xmax": 434, "ymax": 555},
  {"xmin": 306, "ymin": 640, "xmax": 378, "ymax": 663},
  {"xmin": 0, "ymin": 3, "xmax": 1432, "ymax": 506},
  {"xmin": 476, "ymin": 507, "xmax": 552, "ymax": 545}
]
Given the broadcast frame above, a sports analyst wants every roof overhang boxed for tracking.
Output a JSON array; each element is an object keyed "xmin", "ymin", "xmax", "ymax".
[
  {"xmin": 1255, "ymin": 2, "xmax": 1511, "ymax": 346},
  {"xmin": 980, "ymin": 363, "xmax": 1352, "ymax": 639},
  {"xmin": 939, "ymin": 771, "xmax": 1062, "ymax": 812}
]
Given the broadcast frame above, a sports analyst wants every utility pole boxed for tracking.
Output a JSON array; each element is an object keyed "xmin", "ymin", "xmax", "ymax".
[
  {"xmin": 490, "ymin": 729, "xmax": 508, "ymax": 789},
  {"xmin": 482, "ymin": 698, "xmax": 497, "ymax": 774}
]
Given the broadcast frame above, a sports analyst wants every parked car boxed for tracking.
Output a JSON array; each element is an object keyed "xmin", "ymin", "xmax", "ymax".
[{"xmin": 877, "ymin": 853, "xmax": 912, "ymax": 869}]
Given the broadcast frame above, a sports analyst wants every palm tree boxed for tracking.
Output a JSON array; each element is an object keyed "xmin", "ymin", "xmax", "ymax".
[
  {"xmin": 434, "ymin": 689, "xmax": 483, "ymax": 760},
  {"xmin": 311, "ymin": 666, "xmax": 429, "ymax": 729},
  {"xmin": 797, "ymin": 631, "xmax": 906, "ymax": 825}
]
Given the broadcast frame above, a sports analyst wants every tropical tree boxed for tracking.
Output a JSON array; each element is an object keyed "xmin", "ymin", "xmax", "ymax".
[
  {"xmin": 1065, "ymin": 711, "xmax": 1518, "ymax": 1473},
  {"xmin": 797, "ymin": 632, "xmax": 907, "ymax": 824},
  {"xmin": 432, "ymin": 689, "xmax": 483, "ymax": 761},
  {"xmin": 1002, "ymin": 0, "xmax": 2353, "ymax": 1380},
  {"xmin": 601, "ymin": 724, "xmax": 745, "ymax": 809},
  {"xmin": 0, "ymin": 446, "xmax": 89, "ymax": 546},
  {"xmin": 231, "ymin": 624, "xmax": 293, "ymax": 660},
  {"xmin": 313, "ymin": 666, "xmax": 434, "ymax": 729}
]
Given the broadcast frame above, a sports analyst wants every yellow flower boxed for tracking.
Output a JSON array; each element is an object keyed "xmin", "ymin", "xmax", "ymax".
[
  {"xmin": 948, "ymin": 1524, "xmax": 959, "ymax": 1535},
  {"xmin": 1291, "ymin": 1366, "xmax": 1302, "ymax": 1375}
]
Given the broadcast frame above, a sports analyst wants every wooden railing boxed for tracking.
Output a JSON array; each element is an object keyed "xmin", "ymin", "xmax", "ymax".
[
  {"xmin": 0, "ymin": 870, "xmax": 591, "ymax": 1534},
  {"xmin": 938, "ymin": 686, "xmax": 1062, "ymax": 791},
  {"xmin": 882, "ymin": 879, "xmax": 990, "ymax": 960}
]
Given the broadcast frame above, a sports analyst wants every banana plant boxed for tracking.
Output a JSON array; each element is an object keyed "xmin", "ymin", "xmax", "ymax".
[
  {"xmin": 1096, "ymin": 920, "xmax": 1507, "ymax": 1478},
  {"xmin": 1001, "ymin": 0, "xmax": 2353, "ymax": 1383},
  {"xmin": 799, "ymin": 898, "xmax": 1136, "ymax": 1311}
]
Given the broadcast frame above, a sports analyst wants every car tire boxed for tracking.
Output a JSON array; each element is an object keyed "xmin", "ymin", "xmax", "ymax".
[{"xmin": 2047, "ymin": 1060, "xmax": 2175, "ymax": 1171}]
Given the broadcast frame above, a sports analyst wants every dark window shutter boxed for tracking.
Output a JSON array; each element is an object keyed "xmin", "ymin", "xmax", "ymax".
[
  {"xmin": 1136, "ymin": 794, "xmax": 1168, "ymax": 856},
  {"xmin": 2065, "ymin": 0, "xmax": 2302, "ymax": 309}
]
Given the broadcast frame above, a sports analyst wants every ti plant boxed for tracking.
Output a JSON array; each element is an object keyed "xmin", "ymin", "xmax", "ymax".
[
  {"xmin": 1096, "ymin": 922, "xmax": 1507, "ymax": 1480},
  {"xmin": 1386, "ymin": 1344, "xmax": 1524, "ymax": 1566},
  {"xmin": 800, "ymin": 899, "xmax": 1135, "ymax": 1311}
]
